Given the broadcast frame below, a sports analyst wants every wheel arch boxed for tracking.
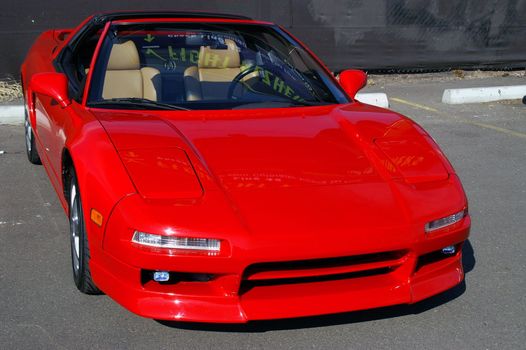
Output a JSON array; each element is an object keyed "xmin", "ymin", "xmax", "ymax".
[{"xmin": 58, "ymin": 120, "xmax": 137, "ymax": 258}]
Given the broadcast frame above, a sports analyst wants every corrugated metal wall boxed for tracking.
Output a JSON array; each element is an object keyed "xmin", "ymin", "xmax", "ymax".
[{"xmin": 1, "ymin": 0, "xmax": 525, "ymax": 76}]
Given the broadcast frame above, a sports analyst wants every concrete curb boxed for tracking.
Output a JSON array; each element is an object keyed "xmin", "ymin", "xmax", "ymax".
[
  {"xmin": 0, "ymin": 104, "xmax": 24, "ymax": 124},
  {"xmin": 442, "ymin": 85, "xmax": 526, "ymax": 104},
  {"xmin": 355, "ymin": 93, "xmax": 389, "ymax": 108}
]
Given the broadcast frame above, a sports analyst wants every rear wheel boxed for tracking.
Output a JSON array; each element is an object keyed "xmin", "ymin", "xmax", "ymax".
[
  {"xmin": 69, "ymin": 168, "xmax": 102, "ymax": 294},
  {"xmin": 24, "ymin": 106, "xmax": 41, "ymax": 164}
]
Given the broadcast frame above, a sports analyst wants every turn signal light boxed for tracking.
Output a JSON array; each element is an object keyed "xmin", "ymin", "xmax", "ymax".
[
  {"xmin": 90, "ymin": 209, "xmax": 103, "ymax": 226},
  {"xmin": 425, "ymin": 209, "xmax": 467, "ymax": 233},
  {"xmin": 132, "ymin": 231, "xmax": 221, "ymax": 252}
]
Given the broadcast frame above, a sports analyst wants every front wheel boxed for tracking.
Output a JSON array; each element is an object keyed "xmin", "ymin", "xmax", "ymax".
[{"xmin": 68, "ymin": 168, "xmax": 102, "ymax": 294}]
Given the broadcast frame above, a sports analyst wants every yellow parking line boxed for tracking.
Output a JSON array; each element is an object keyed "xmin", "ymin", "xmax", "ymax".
[
  {"xmin": 467, "ymin": 121, "xmax": 526, "ymax": 140},
  {"xmin": 391, "ymin": 96, "xmax": 526, "ymax": 140},
  {"xmin": 390, "ymin": 97, "xmax": 440, "ymax": 113}
]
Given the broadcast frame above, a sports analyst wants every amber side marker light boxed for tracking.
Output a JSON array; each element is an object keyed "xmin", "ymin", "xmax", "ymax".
[{"xmin": 90, "ymin": 209, "xmax": 103, "ymax": 226}]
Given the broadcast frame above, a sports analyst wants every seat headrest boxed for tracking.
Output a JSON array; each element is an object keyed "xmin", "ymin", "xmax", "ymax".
[
  {"xmin": 198, "ymin": 39, "xmax": 240, "ymax": 69},
  {"xmin": 107, "ymin": 40, "xmax": 140, "ymax": 71}
]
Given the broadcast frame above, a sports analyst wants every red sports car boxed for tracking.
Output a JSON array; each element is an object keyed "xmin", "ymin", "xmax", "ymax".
[{"xmin": 21, "ymin": 11, "xmax": 470, "ymax": 323}]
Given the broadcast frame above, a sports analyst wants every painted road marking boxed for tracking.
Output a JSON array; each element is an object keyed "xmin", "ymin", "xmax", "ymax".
[
  {"xmin": 467, "ymin": 122, "xmax": 526, "ymax": 140},
  {"xmin": 391, "ymin": 97, "xmax": 526, "ymax": 140},
  {"xmin": 390, "ymin": 97, "xmax": 439, "ymax": 113}
]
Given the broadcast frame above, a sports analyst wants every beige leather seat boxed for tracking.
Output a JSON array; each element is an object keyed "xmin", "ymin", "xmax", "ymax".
[
  {"xmin": 184, "ymin": 39, "xmax": 250, "ymax": 101},
  {"xmin": 103, "ymin": 40, "xmax": 161, "ymax": 101}
]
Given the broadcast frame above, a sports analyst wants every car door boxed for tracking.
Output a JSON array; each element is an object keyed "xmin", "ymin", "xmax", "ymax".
[
  {"xmin": 34, "ymin": 94, "xmax": 71, "ymax": 187},
  {"xmin": 35, "ymin": 23, "xmax": 104, "ymax": 189}
]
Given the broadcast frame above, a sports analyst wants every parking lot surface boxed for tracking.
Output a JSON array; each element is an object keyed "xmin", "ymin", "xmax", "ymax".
[{"xmin": 1, "ymin": 75, "xmax": 525, "ymax": 349}]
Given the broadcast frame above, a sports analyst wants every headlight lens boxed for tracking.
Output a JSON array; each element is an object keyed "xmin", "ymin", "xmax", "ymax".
[
  {"xmin": 119, "ymin": 148, "xmax": 203, "ymax": 200},
  {"xmin": 374, "ymin": 119, "xmax": 449, "ymax": 184},
  {"xmin": 425, "ymin": 209, "xmax": 467, "ymax": 233},
  {"xmin": 132, "ymin": 231, "xmax": 221, "ymax": 252}
]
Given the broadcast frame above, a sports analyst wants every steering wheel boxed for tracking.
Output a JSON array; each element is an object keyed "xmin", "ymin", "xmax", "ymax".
[{"xmin": 227, "ymin": 65, "xmax": 261, "ymax": 100}]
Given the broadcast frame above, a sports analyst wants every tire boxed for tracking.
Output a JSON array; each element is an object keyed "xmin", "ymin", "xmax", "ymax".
[
  {"xmin": 68, "ymin": 168, "xmax": 102, "ymax": 294},
  {"xmin": 24, "ymin": 105, "xmax": 41, "ymax": 165}
]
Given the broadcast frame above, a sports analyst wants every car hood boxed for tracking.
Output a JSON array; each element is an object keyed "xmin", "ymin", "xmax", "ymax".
[{"xmin": 92, "ymin": 103, "xmax": 454, "ymax": 244}]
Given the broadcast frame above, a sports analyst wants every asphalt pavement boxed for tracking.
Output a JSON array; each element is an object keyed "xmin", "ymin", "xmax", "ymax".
[{"xmin": 0, "ymin": 75, "xmax": 525, "ymax": 349}]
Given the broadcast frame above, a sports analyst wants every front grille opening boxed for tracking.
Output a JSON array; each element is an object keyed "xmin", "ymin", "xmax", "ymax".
[
  {"xmin": 239, "ymin": 267, "xmax": 393, "ymax": 295},
  {"xmin": 141, "ymin": 270, "xmax": 214, "ymax": 285},
  {"xmin": 239, "ymin": 250, "xmax": 407, "ymax": 295},
  {"xmin": 415, "ymin": 244, "xmax": 462, "ymax": 272},
  {"xmin": 243, "ymin": 250, "xmax": 407, "ymax": 280}
]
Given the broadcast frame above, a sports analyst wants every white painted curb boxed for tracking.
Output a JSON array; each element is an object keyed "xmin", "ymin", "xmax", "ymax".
[
  {"xmin": 0, "ymin": 105, "xmax": 24, "ymax": 124},
  {"xmin": 355, "ymin": 93, "xmax": 389, "ymax": 108},
  {"xmin": 442, "ymin": 85, "xmax": 526, "ymax": 104}
]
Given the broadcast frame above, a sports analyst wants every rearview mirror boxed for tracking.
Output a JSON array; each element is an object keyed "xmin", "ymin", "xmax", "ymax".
[
  {"xmin": 338, "ymin": 69, "xmax": 367, "ymax": 99},
  {"xmin": 30, "ymin": 72, "xmax": 71, "ymax": 108}
]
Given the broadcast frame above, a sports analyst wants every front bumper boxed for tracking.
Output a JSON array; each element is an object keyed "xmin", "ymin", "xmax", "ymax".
[{"xmin": 91, "ymin": 217, "xmax": 470, "ymax": 323}]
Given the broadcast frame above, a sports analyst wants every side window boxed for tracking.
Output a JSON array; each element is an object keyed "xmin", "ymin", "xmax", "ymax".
[
  {"xmin": 74, "ymin": 32, "xmax": 101, "ymax": 81},
  {"xmin": 56, "ymin": 25, "xmax": 102, "ymax": 102}
]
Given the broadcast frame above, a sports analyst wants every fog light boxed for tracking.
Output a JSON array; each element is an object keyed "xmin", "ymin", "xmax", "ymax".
[
  {"xmin": 425, "ymin": 209, "xmax": 467, "ymax": 233},
  {"xmin": 441, "ymin": 245, "xmax": 456, "ymax": 255},
  {"xmin": 153, "ymin": 271, "xmax": 170, "ymax": 282},
  {"xmin": 132, "ymin": 231, "xmax": 221, "ymax": 252}
]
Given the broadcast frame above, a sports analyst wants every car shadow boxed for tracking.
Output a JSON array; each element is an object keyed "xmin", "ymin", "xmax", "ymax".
[
  {"xmin": 462, "ymin": 239, "xmax": 475, "ymax": 273},
  {"xmin": 157, "ymin": 239, "xmax": 475, "ymax": 332}
]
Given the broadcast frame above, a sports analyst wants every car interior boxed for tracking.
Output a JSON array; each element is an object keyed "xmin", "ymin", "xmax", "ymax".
[
  {"xmin": 102, "ymin": 40, "xmax": 162, "ymax": 101},
  {"xmin": 97, "ymin": 37, "xmax": 260, "ymax": 104},
  {"xmin": 58, "ymin": 23, "xmax": 344, "ymax": 108},
  {"xmin": 183, "ymin": 39, "xmax": 249, "ymax": 101}
]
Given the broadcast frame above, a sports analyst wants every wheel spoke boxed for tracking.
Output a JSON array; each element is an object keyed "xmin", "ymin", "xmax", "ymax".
[
  {"xmin": 74, "ymin": 236, "xmax": 80, "ymax": 259},
  {"xmin": 25, "ymin": 119, "xmax": 32, "ymax": 152},
  {"xmin": 70, "ymin": 183, "xmax": 81, "ymax": 273}
]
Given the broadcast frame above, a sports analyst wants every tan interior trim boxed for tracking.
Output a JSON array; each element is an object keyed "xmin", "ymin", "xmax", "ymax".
[
  {"xmin": 107, "ymin": 40, "xmax": 140, "ymax": 71},
  {"xmin": 198, "ymin": 39, "xmax": 240, "ymax": 69},
  {"xmin": 103, "ymin": 70, "xmax": 143, "ymax": 99},
  {"xmin": 102, "ymin": 40, "xmax": 161, "ymax": 101},
  {"xmin": 141, "ymin": 67, "xmax": 161, "ymax": 101}
]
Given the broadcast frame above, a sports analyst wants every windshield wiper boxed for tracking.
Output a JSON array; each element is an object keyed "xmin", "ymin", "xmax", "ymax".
[
  {"xmin": 89, "ymin": 98, "xmax": 190, "ymax": 111},
  {"xmin": 274, "ymin": 99, "xmax": 329, "ymax": 107}
]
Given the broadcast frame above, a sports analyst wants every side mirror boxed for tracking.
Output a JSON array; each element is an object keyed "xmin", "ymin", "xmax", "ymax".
[
  {"xmin": 338, "ymin": 69, "xmax": 367, "ymax": 99},
  {"xmin": 30, "ymin": 72, "xmax": 70, "ymax": 108}
]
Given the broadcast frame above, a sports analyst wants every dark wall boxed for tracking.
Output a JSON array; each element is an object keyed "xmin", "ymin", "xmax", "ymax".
[{"xmin": 2, "ymin": 0, "xmax": 525, "ymax": 76}]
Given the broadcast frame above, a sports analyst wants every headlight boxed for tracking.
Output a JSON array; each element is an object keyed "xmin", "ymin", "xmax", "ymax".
[
  {"xmin": 119, "ymin": 148, "xmax": 203, "ymax": 200},
  {"xmin": 425, "ymin": 209, "xmax": 467, "ymax": 233},
  {"xmin": 374, "ymin": 119, "xmax": 449, "ymax": 184},
  {"xmin": 132, "ymin": 231, "xmax": 221, "ymax": 252}
]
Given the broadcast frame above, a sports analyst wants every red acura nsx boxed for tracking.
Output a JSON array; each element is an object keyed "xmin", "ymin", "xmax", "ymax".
[{"xmin": 21, "ymin": 11, "xmax": 470, "ymax": 323}]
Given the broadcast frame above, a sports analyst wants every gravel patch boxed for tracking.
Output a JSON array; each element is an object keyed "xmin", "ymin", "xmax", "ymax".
[{"xmin": 0, "ymin": 80, "xmax": 22, "ymax": 103}]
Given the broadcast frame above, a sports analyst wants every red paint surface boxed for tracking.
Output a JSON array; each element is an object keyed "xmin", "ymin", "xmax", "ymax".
[{"xmin": 21, "ymin": 13, "xmax": 470, "ymax": 323}]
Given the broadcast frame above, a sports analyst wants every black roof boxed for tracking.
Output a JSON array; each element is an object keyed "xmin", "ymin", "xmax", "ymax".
[
  {"xmin": 57, "ymin": 11, "xmax": 256, "ymax": 68},
  {"xmin": 92, "ymin": 11, "xmax": 252, "ymax": 24}
]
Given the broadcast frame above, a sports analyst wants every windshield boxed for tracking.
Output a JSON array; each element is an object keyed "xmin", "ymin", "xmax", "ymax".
[{"xmin": 87, "ymin": 22, "xmax": 349, "ymax": 110}]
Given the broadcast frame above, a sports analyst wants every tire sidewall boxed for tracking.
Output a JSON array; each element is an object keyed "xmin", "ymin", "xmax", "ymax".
[
  {"xmin": 24, "ymin": 108, "xmax": 33, "ymax": 159},
  {"xmin": 24, "ymin": 103, "xmax": 41, "ymax": 164}
]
